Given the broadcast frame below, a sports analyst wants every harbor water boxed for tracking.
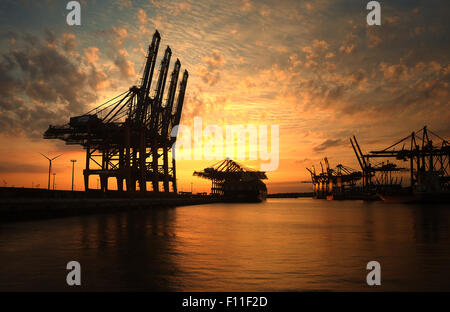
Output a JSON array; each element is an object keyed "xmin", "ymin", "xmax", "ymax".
[{"xmin": 1, "ymin": 198, "xmax": 449, "ymax": 291}]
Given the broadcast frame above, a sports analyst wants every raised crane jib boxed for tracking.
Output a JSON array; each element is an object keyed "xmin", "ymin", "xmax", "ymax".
[
  {"xmin": 141, "ymin": 30, "xmax": 160, "ymax": 96},
  {"xmin": 161, "ymin": 59, "xmax": 181, "ymax": 139},
  {"xmin": 135, "ymin": 30, "xmax": 160, "ymax": 125},
  {"xmin": 171, "ymin": 69, "xmax": 189, "ymax": 135},
  {"xmin": 149, "ymin": 46, "xmax": 172, "ymax": 131}
]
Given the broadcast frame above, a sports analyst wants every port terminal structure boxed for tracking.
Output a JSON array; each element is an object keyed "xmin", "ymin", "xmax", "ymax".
[
  {"xmin": 306, "ymin": 158, "xmax": 363, "ymax": 200},
  {"xmin": 307, "ymin": 126, "xmax": 449, "ymax": 202},
  {"xmin": 44, "ymin": 30, "xmax": 188, "ymax": 194},
  {"xmin": 194, "ymin": 159, "xmax": 268, "ymax": 202},
  {"xmin": 352, "ymin": 126, "xmax": 449, "ymax": 202}
]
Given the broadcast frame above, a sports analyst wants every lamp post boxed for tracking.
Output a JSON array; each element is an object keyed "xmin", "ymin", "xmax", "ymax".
[
  {"xmin": 40, "ymin": 153, "xmax": 62, "ymax": 190},
  {"xmin": 70, "ymin": 160, "xmax": 77, "ymax": 191}
]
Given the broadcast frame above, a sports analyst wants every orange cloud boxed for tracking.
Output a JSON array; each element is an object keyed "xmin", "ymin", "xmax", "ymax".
[{"xmin": 84, "ymin": 47, "xmax": 100, "ymax": 65}]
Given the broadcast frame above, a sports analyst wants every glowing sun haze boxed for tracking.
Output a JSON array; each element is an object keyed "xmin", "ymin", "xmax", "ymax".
[{"xmin": 0, "ymin": 0, "xmax": 449, "ymax": 193}]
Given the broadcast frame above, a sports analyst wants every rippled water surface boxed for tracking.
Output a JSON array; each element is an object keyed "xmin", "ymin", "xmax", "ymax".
[{"xmin": 1, "ymin": 198, "xmax": 450, "ymax": 291}]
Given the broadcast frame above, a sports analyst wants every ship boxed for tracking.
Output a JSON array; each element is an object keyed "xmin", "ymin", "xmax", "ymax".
[
  {"xmin": 193, "ymin": 159, "xmax": 267, "ymax": 203},
  {"xmin": 222, "ymin": 178, "xmax": 267, "ymax": 202},
  {"xmin": 377, "ymin": 173, "xmax": 450, "ymax": 204}
]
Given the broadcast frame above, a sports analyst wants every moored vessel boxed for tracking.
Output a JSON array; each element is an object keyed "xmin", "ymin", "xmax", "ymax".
[{"xmin": 194, "ymin": 159, "xmax": 268, "ymax": 203}]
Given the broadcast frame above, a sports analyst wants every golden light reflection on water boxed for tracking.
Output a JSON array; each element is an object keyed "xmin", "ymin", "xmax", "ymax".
[{"xmin": 0, "ymin": 199, "xmax": 449, "ymax": 291}]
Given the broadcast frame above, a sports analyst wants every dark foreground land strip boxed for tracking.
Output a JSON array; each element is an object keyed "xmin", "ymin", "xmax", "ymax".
[
  {"xmin": 267, "ymin": 192, "xmax": 313, "ymax": 198},
  {"xmin": 0, "ymin": 196, "xmax": 221, "ymax": 223}
]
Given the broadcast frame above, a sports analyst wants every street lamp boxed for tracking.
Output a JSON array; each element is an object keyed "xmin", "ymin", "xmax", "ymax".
[
  {"xmin": 70, "ymin": 160, "xmax": 77, "ymax": 191},
  {"xmin": 40, "ymin": 153, "xmax": 62, "ymax": 190}
]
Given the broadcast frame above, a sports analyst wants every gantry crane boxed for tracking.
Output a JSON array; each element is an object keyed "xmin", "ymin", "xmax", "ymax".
[
  {"xmin": 44, "ymin": 30, "xmax": 189, "ymax": 193},
  {"xmin": 307, "ymin": 158, "xmax": 362, "ymax": 199},
  {"xmin": 351, "ymin": 126, "xmax": 449, "ymax": 195}
]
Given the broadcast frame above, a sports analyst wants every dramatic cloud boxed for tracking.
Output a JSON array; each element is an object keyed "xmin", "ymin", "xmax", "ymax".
[
  {"xmin": 197, "ymin": 50, "xmax": 226, "ymax": 86},
  {"xmin": 114, "ymin": 49, "xmax": 136, "ymax": 78},
  {"xmin": 84, "ymin": 47, "xmax": 100, "ymax": 65},
  {"xmin": 111, "ymin": 26, "xmax": 128, "ymax": 47},
  {"xmin": 0, "ymin": 0, "xmax": 449, "ymax": 191},
  {"xmin": 0, "ymin": 32, "xmax": 100, "ymax": 137},
  {"xmin": 313, "ymin": 139, "xmax": 344, "ymax": 152},
  {"xmin": 61, "ymin": 33, "xmax": 76, "ymax": 52}
]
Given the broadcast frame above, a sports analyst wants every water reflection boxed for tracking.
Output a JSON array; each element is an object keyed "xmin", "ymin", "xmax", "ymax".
[
  {"xmin": 413, "ymin": 204, "xmax": 449, "ymax": 243},
  {"xmin": 0, "ymin": 208, "xmax": 180, "ymax": 291},
  {"xmin": 0, "ymin": 199, "xmax": 449, "ymax": 291}
]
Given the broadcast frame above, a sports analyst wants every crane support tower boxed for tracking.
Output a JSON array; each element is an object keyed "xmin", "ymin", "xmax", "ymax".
[
  {"xmin": 351, "ymin": 126, "xmax": 449, "ymax": 202},
  {"xmin": 44, "ymin": 30, "xmax": 189, "ymax": 193},
  {"xmin": 306, "ymin": 158, "xmax": 363, "ymax": 200}
]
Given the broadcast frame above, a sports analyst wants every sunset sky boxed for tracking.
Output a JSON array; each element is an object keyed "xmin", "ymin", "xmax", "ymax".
[{"xmin": 0, "ymin": 0, "xmax": 449, "ymax": 193}]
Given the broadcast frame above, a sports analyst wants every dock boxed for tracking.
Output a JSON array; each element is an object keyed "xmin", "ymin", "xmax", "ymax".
[{"xmin": 0, "ymin": 187, "xmax": 221, "ymax": 223}]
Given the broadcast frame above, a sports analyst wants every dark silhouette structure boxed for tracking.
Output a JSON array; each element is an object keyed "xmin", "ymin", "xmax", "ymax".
[
  {"xmin": 307, "ymin": 126, "xmax": 449, "ymax": 202},
  {"xmin": 39, "ymin": 153, "xmax": 62, "ymax": 190},
  {"xmin": 351, "ymin": 126, "xmax": 449, "ymax": 202},
  {"xmin": 306, "ymin": 158, "xmax": 362, "ymax": 200},
  {"xmin": 194, "ymin": 159, "xmax": 268, "ymax": 202},
  {"xmin": 350, "ymin": 136, "xmax": 406, "ymax": 192},
  {"xmin": 70, "ymin": 159, "xmax": 77, "ymax": 191},
  {"xmin": 44, "ymin": 30, "xmax": 188, "ymax": 193}
]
